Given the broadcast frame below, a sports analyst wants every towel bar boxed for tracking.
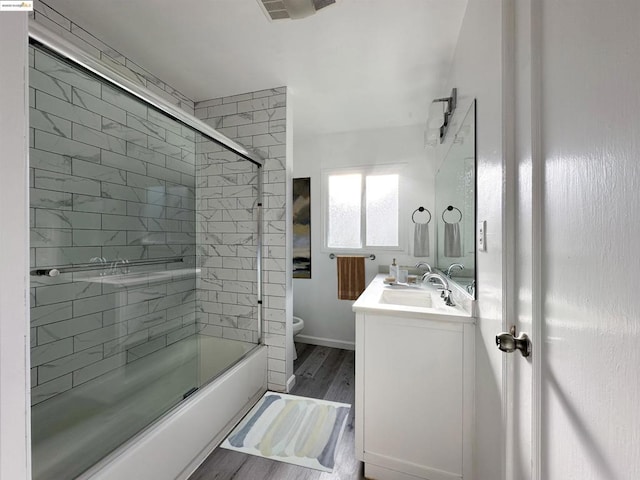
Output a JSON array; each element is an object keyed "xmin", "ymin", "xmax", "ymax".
[
  {"xmin": 30, "ymin": 256, "xmax": 185, "ymax": 277},
  {"xmin": 329, "ymin": 253, "xmax": 376, "ymax": 261}
]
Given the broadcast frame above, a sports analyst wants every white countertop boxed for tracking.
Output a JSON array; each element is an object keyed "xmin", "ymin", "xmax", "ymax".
[{"xmin": 352, "ymin": 274, "xmax": 475, "ymax": 324}]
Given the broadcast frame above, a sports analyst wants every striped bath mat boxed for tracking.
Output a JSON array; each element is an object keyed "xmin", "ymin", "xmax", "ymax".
[{"xmin": 221, "ymin": 392, "xmax": 351, "ymax": 472}]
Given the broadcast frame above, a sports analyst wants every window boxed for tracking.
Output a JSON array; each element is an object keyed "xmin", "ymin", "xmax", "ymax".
[{"xmin": 324, "ymin": 168, "xmax": 400, "ymax": 250}]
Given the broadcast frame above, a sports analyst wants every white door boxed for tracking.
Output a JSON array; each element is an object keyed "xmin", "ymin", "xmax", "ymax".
[
  {"xmin": 504, "ymin": 1, "xmax": 640, "ymax": 479},
  {"xmin": 503, "ymin": 0, "xmax": 536, "ymax": 478}
]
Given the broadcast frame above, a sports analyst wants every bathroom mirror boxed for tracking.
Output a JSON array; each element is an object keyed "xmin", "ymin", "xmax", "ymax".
[{"xmin": 435, "ymin": 100, "xmax": 476, "ymax": 296}]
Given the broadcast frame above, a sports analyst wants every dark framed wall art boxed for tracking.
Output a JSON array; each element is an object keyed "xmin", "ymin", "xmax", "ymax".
[{"xmin": 293, "ymin": 177, "xmax": 311, "ymax": 278}]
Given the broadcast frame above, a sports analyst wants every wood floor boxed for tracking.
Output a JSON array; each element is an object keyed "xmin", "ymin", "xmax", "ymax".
[{"xmin": 188, "ymin": 344, "xmax": 364, "ymax": 480}]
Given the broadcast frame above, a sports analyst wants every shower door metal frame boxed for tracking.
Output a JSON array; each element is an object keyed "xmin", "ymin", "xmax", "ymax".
[
  {"xmin": 28, "ymin": 22, "xmax": 264, "ymax": 168},
  {"xmin": 28, "ymin": 20, "xmax": 265, "ymax": 344}
]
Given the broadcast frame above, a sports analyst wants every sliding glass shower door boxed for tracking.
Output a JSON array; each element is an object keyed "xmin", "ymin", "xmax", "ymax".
[{"xmin": 28, "ymin": 42, "xmax": 261, "ymax": 479}]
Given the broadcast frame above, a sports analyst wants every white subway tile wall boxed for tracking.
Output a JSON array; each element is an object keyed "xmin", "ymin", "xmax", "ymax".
[
  {"xmin": 29, "ymin": 46, "xmax": 199, "ymax": 405},
  {"xmin": 195, "ymin": 88, "xmax": 288, "ymax": 391},
  {"xmin": 29, "ymin": 0, "xmax": 286, "ymax": 399},
  {"xmin": 31, "ymin": 0, "xmax": 195, "ymax": 115}
]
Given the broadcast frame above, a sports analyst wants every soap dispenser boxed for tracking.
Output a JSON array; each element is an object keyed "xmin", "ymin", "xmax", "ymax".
[{"xmin": 389, "ymin": 258, "xmax": 398, "ymax": 279}]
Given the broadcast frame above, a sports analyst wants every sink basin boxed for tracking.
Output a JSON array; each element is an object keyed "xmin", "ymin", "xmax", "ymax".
[
  {"xmin": 379, "ymin": 288, "xmax": 432, "ymax": 308},
  {"xmin": 353, "ymin": 274, "xmax": 474, "ymax": 320}
]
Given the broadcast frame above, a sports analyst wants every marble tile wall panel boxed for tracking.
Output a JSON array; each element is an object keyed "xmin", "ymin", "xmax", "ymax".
[
  {"xmin": 29, "ymin": 108, "xmax": 72, "ymax": 137},
  {"xmin": 33, "ymin": 0, "xmax": 195, "ymax": 114},
  {"xmin": 38, "ymin": 345, "xmax": 103, "ymax": 383},
  {"xmin": 29, "ymin": 67, "xmax": 71, "ymax": 102},
  {"xmin": 72, "ymin": 88, "xmax": 126, "ymax": 124},
  {"xmin": 31, "ymin": 228, "xmax": 72, "ymax": 248},
  {"xmin": 36, "ymin": 90, "xmax": 102, "ymax": 130},
  {"xmin": 29, "ymin": 148, "xmax": 71, "ymax": 174},
  {"xmin": 31, "ymin": 374, "xmax": 73, "ymax": 405},
  {"xmin": 73, "ymin": 352, "xmax": 126, "ymax": 386},
  {"xmin": 35, "ymin": 209, "xmax": 102, "ymax": 230},
  {"xmin": 29, "ymin": 46, "xmax": 198, "ymax": 405},
  {"xmin": 29, "ymin": 2, "xmax": 279, "ymax": 403},
  {"xmin": 30, "ymin": 189, "xmax": 72, "ymax": 211},
  {"xmin": 38, "ymin": 313, "xmax": 103, "ymax": 345},
  {"xmin": 195, "ymin": 87, "xmax": 288, "ymax": 391},
  {"xmin": 34, "ymin": 130, "xmax": 101, "ymax": 163}
]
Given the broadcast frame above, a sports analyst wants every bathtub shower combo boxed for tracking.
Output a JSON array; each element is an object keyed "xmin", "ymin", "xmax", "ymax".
[{"xmin": 28, "ymin": 23, "xmax": 268, "ymax": 480}]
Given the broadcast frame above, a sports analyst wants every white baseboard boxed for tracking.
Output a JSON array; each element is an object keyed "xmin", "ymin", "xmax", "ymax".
[
  {"xmin": 294, "ymin": 334, "xmax": 355, "ymax": 351},
  {"xmin": 286, "ymin": 374, "xmax": 296, "ymax": 393}
]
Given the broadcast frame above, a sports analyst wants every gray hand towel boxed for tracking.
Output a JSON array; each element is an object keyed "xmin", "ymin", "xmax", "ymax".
[
  {"xmin": 413, "ymin": 223, "xmax": 430, "ymax": 257},
  {"xmin": 444, "ymin": 222, "xmax": 462, "ymax": 257}
]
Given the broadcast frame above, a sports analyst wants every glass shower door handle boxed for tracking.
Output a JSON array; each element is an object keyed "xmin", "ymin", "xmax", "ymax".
[{"xmin": 496, "ymin": 325, "xmax": 531, "ymax": 357}]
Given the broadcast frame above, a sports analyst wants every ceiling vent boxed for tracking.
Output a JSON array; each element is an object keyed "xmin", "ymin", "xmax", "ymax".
[{"xmin": 257, "ymin": 0, "xmax": 336, "ymax": 20}]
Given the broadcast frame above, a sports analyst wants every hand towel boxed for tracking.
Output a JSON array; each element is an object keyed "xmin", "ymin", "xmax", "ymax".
[
  {"xmin": 444, "ymin": 222, "xmax": 462, "ymax": 257},
  {"xmin": 413, "ymin": 223, "xmax": 430, "ymax": 257},
  {"xmin": 337, "ymin": 256, "xmax": 365, "ymax": 300}
]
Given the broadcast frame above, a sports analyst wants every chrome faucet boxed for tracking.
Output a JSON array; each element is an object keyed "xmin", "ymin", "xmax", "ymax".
[
  {"xmin": 446, "ymin": 263, "xmax": 464, "ymax": 278},
  {"xmin": 422, "ymin": 272, "xmax": 455, "ymax": 306},
  {"xmin": 109, "ymin": 258, "xmax": 129, "ymax": 275},
  {"xmin": 467, "ymin": 280, "xmax": 476, "ymax": 296},
  {"xmin": 422, "ymin": 271, "xmax": 449, "ymax": 289},
  {"xmin": 415, "ymin": 262, "xmax": 432, "ymax": 274},
  {"xmin": 417, "ymin": 263, "xmax": 444, "ymax": 284},
  {"xmin": 90, "ymin": 257, "xmax": 107, "ymax": 276}
]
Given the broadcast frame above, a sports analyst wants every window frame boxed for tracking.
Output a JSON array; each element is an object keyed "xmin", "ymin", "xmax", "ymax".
[{"xmin": 321, "ymin": 164, "xmax": 407, "ymax": 254}]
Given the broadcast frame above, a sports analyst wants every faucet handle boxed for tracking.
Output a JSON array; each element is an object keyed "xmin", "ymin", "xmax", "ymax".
[
  {"xmin": 438, "ymin": 287, "xmax": 452, "ymax": 298},
  {"xmin": 440, "ymin": 289, "xmax": 455, "ymax": 306}
]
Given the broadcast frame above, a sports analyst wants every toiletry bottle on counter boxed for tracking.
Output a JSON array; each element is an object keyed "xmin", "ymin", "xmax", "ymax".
[
  {"xmin": 389, "ymin": 258, "xmax": 398, "ymax": 279},
  {"xmin": 397, "ymin": 269, "xmax": 408, "ymax": 283}
]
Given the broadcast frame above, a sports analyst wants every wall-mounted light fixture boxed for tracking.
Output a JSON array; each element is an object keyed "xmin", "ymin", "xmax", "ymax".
[{"xmin": 432, "ymin": 88, "xmax": 457, "ymax": 144}]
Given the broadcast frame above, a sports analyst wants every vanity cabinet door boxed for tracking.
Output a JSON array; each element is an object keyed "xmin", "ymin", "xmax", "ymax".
[{"xmin": 355, "ymin": 313, "xmax": 467, "ymax": 480}]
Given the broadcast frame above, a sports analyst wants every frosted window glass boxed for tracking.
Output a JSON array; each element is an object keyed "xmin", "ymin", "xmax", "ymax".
[
  {"xmin": 328, "ymin": 174, "xmax": 362, "ymax": 248},
  {"xmin": 366, "ymin": 174, "xmax": 399, "ymax": 246}
]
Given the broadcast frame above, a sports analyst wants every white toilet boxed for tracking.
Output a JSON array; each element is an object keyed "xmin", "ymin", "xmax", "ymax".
[
  {"xmin": 293, "ymin": 316, "xmax": 304, "ymax": 336},
  {"xmin": 292, "ymin": 316, "xmax": 304, "ymax": 359}
]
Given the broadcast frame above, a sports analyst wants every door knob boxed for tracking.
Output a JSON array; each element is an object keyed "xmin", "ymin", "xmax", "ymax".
[{"xmin": 496, "ymin": 325, "xmax": 531, "ymax": 357}]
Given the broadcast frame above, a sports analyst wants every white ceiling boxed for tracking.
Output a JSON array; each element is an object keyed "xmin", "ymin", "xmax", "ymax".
[{"xmin": 44, "ymin": 0, "xmax": 467, "ymax": 136}]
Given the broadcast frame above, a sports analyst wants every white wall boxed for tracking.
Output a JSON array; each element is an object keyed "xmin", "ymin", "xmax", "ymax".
[
  {"xmin": 439, "ymin": 1, "xmax": 505, "ymax": 479},
  {"xmin": 0, "ymin": 12, "xmax": 31, "ymax": 480},
  {"xmin": 292, "ymin": 125, "xmax": 435, "ymax": 348}
]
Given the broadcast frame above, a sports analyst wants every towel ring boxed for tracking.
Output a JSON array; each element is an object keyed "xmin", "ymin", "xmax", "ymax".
[
  {"xmin": 411, "ymin": 206, "xmax": 432, "ymax": 224},
  {"xmin": 442, "ymin": 205, "xmax": 463, "ymax": 224}
]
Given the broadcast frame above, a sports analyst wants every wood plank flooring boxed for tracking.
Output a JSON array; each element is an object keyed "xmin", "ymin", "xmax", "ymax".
[{"xmin": 188, "ymin": 344, "xmax": 364, "ymax": 480}]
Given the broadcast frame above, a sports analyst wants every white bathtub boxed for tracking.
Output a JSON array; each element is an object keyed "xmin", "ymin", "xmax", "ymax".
[{"xmin": 32, "ymin": 335, "xmax": 267, "ymax": 480}]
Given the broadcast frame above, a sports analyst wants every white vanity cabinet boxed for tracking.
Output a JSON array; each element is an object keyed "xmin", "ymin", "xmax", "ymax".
[{"xmin": 353, "ymin": 277, "xmax": 475, "ymax": 480}]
